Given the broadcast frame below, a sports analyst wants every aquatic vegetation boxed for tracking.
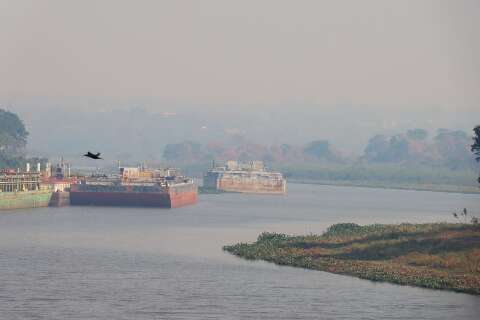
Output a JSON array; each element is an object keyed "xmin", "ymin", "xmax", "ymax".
[{"xmin": 223, "ymin": 223, "xmax": 480, "ymax": 295}]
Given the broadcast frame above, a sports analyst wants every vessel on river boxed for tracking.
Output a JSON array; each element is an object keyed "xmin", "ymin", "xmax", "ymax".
[
  {"xmin": 70, "ymin": 167, "xmax": 197, "ymax": 208},
  {"xmin": 203, "ymin": 160, "xmax": 286, "ymax": 194},
  {"xmin": 0, "ymin": 169, "xmax": 52, "ymax": 210}
]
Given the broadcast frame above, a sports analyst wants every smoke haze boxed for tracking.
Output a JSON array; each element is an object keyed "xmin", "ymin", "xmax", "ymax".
[{"xmin": 0, "ymin": 0, "xmax": 478, "ymax": 158}]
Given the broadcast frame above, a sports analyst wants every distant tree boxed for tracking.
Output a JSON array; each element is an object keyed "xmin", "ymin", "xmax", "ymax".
[
  {"xmin": 364, "ymin": 135, "xmax": 390, "ymax": 162},
  {"xmin": 0, "ymin": 109, "xmax": 29, "ymax": 166},
  {"xmin": 472, "ymin": 126, "xmax": 480, "ymax": 162},
  {"xmin": 364, "ymin": 134, "xmax": 412, "ymax": 163},
  {"xmin": 303, "ymin": 140, "xmax": 339, "ymax": 161},
  {"xmin": 0, "ymin": 109, "xmax": 28, "ymax": 142},
  {"xmin": 387, "ymin": 135, "xmax": 410, "ymax": 162},
  {"xmin": 304, "ymin": 140, "xmax": 329, "ymax": 157},
  {"xmin": 406, "ymin": 128, "xmax": 428, "ymax": 140},
  {"xmin": 433, "ymin": 129, "xmax": 473, "ymax": 169},
  {"xmin": 472, "ymin": 125, "xmax": 480, "ymax": 184}
]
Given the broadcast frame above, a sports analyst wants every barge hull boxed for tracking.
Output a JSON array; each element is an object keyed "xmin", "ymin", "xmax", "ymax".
[
  {"xmin": 70, "ymin": 190, "xmax": 197, "ymax": 208},
  {"xmin": 0, "ymin": 190, "xmax": 52, "ymax": 210}
]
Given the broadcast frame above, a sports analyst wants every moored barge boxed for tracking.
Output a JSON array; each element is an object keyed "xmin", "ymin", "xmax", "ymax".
[
  {"xmin": 70, "ymin": 167, "xmax": 197, "ymax": 208},
  {"xmin": 0, "ymin": 169, "xmax": 52, "ymax": 210},
  {"xmin": 203, "ymin": 160, "xmax": 286, "ymax": 194}
]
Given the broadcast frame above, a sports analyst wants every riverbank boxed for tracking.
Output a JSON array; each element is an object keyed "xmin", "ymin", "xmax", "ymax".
[
  {"xmin": 224, "ymin": 223, "xmax": 480, "ymax": 295},
  {"xmin": 273, "ymin": 163, "xmax": 480, "ymax": 194},
  {"xmin": 288, "ymin": 179, "xmax": 480, "ymax": 194}
]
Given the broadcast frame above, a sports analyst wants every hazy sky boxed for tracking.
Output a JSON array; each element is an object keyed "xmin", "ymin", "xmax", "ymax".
[{"xmin": 0, "ymin": 0, "xmax": 479, "ymax": 110}]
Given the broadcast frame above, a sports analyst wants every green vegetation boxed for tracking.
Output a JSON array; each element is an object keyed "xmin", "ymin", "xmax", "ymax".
[
  {"xmin": 275, "ymin": 163, "xmax": 480, "ymax": 193},
  {"xmin": 224, "ymin": 223, "xmax": 480, "ymax": 295},
  {"xmin": 364, "ymin": 128, "xmax": 475, "ymax": 169},
  {"xmin": 0, "ymin": 109, "xmax": 28, "ymax": 144},
  {"xmin": 0, "ymin": 109, "xmax": 28, "ymax": 167},
  {"xmin": 0, "ymin": 109, "xmax": 46, "ymax": 169},
  {"xmin": 472, "ymin": 125, "xmax": 480, "ymax": 184},
  {"xmin": 277, "ymin": 163, "xmax": 476, "ymax": 186},
  {"xmin": 303, "ymin": 140, "xmax": 341, "ymax": 162},
  {"xmin": 165, "ymin": 128, "xmax": 477, "ymax": 169}
]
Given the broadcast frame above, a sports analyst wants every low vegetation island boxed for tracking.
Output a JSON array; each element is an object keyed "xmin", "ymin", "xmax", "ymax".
[{"xmin": 224, "ymin": 223, "xmax": 480, "ymax": 295}]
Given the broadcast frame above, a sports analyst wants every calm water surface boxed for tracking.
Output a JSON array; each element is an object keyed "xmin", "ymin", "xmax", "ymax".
[{"xmin": 1, "ymin": 184, "xmax": 479, "ymax": 319}]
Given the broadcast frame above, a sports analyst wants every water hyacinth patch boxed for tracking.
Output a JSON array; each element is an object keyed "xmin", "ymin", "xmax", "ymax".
[{"xmin": 223, "ymin": 223, "xmax": 480, "ymax": 295}]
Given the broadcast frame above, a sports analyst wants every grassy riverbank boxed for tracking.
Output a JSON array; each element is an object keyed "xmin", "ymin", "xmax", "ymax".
[
  {"xmin": 287, "ymin": 179, "xmax": 480, "ymax": 194},
  {"xmin": 275, "ymin": 163, "xmax": 480, "ymax": 194},
  {"xmin": 224, "ymin": 223, "xmax": 480, "ymax": 295}
]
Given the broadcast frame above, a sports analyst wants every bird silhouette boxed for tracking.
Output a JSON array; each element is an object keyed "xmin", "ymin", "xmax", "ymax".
[{"xmin": 83, "ymin": 151, "xmax": 102, "ymax": 160}]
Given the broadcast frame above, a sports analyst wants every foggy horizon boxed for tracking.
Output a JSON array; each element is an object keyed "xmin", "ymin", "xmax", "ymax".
[
  {"xmin": 3, "ymin": 97, "xmax": 477, "ymax": 160},
  {"xmin": 1, "ymin": 0, "xmax": 479, "ymax": 110}
]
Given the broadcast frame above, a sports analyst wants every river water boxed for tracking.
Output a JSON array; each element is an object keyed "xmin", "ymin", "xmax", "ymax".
[{"xmin": 0, "ymin": 184, "xmax": 479, "ymax": 319}]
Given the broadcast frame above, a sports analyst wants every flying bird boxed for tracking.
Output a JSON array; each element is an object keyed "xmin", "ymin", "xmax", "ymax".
[{"xmin": 83, "ymin": 151, "xmax": 102, "ymax": 160}]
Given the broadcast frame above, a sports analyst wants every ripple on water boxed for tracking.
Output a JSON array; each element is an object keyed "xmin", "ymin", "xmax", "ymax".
[{"xmin": 0, "ymin": 184, "xmax": 480, "ymax": 319}]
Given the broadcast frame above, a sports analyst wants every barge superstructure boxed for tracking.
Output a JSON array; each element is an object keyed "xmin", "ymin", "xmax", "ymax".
[
  {"xmin": 0, "ymin": 169, "xmax": 52, "ymax": 210},
  {"xmin": 203, "ymin": 160, "xmax": 286, "ymax": 194}
]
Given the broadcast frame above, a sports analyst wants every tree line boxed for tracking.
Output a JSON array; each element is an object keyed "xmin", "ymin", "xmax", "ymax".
[{"xmin": 164, "ymin": 127, "xmax": 480, "ymax": 171}]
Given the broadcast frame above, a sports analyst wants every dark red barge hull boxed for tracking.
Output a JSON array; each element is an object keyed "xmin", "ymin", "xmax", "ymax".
[{"xmin": 70, "ymin": 190, "xmax": 197, "ymax": 208}]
